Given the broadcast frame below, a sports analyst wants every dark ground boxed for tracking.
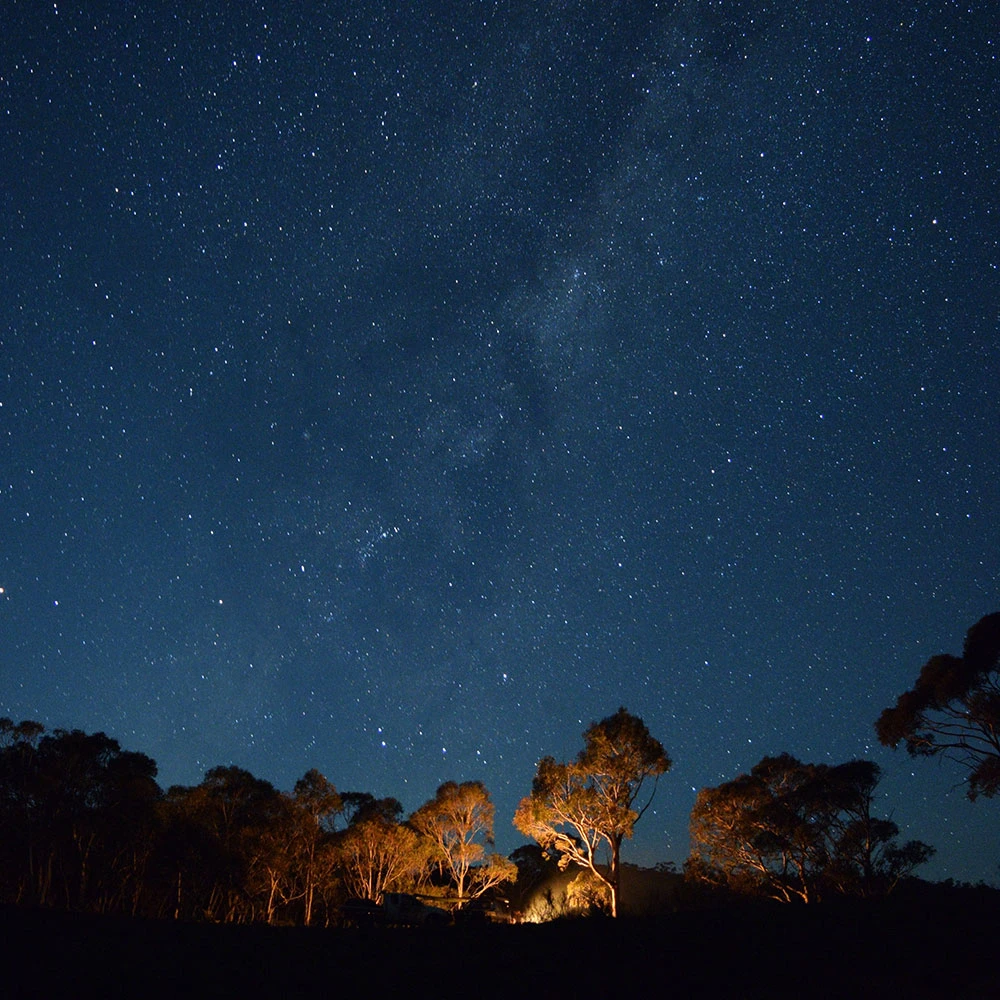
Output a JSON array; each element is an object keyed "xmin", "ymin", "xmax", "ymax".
[{"xmin": 2, "ymin": 887, "xmax": 998, "ymax": 998}]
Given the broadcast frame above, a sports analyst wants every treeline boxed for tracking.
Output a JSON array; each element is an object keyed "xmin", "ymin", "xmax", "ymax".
[
  {"xmin": 0, "ymin": 719, "xmax": 519, "ymax": 925},
  {"xmin": 1, "ymin": 708, "xmax": 942, "ymax": 926},
  {"xmin": 4, "ymin": 613, "xmax": 997, "ymax": 925},
  {"xmin": 686, "ymin": 754, "xmax": 935, "ymax": 902}
]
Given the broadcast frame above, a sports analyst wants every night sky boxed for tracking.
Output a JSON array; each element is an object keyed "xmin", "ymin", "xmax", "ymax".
[{"xmin": 2, "ymin": 2, "xmax": 997, "ymax": 882}]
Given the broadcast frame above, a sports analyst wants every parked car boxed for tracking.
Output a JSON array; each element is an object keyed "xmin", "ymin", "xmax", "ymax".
[
  {"xmin": 338, "ymin": 898, "xmax": 382, "ymax": 927},
  {"xmin": 381, "ymin": 892, "xmax": 451, "ymax": 927},
  {"xmin": 457, "ymin": 896, "xmax": 514, "ymax": 924}
]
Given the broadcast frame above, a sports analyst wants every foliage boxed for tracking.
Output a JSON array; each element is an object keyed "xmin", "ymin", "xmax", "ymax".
[
  {"xmin": 513, "ymin": 707, "xmax": 670, "ymax": 916},
  {"xmin": 293, "ymin": 769, "xmax": 343, "ymax": 831},
  {"xmin": 160, "ymin": 766, "xmax": 292, "ymax": 923},
  {"xmin": 0, "ymin": 708, "xmax": 945, "ymax": 927},
  {"xmin": 288, "ymin": 770, "xmax": 342, "ymax": 925},
  {"xmin": 340, "ymin": 791, "xmax": 404, "ymax": 826},
  {"xmin": 688, "ymin": 755, "xmax": 934, "ymax": 902},
  {"xmin": 877, "ymin": 611, "xmax": 1000, "ymax": 799},
  {"xmin": 0, "ymin": 722, "xmax": 160, "ymax": 912},
  {"xmin": 410, "ymin": 780, "xmax": 516, "ymax": 905},
  {"xmin": 565, "ymin": 869, "xmax": 611, "ymax": 915},
  {"xmin": 332, "ymin": 807, "xmax": 429, "ymax": 903}
]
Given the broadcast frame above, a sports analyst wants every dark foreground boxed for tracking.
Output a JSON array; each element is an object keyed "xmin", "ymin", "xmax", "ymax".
[{"xmin": 3, "ymin": 889, "xmax": 998, "ymax": 999}]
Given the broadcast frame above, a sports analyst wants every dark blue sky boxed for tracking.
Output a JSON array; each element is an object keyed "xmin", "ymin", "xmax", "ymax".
[{"xmin": 2, "ymin": 1, "xmax": 997, "ymax": 881}]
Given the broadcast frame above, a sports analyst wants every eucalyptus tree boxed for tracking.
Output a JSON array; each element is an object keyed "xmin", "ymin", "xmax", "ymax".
[{"xmin": 514, "ymin": 708, "xmax": 671, "ymax": 917}]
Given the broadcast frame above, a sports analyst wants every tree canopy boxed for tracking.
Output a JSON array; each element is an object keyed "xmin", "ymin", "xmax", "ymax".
[
  {"xmin": 0, "ymin": 702, "xmax": 946, "ymax": 926},
  {"xmin": 410, "ymin": 780, "xmax": 515, "ymax": 905},
  {"xmin": 688, "ymin": 755, "xmax": 934, "ymax": 902},
  {"xmin": 0, "ymin": 723, "xmax": 159, "ymax": 912},
  {"xmin": 332, "ymin": 804, "xmax": 428, "ymax": 904},
  {"xmin": 513, "ymin": 707, "xmax": 670, "ymax": 916},
  {"xmin": 877, "ymin": 611, "xmax": 1000, "ymax": 799}
]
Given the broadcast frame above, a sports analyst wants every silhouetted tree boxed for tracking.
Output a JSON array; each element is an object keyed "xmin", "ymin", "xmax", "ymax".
[
  {"xmin": 822, "ymin": 760, "xmax": 935, "ymax": 897},
  {"xmin": 509, "ymin": 843, "xmax": 552, "ymax": 889},
  {"xmin": 688, "ymin": 755, "xmax": 934, "ymax": 902},
  {"xmin": 411, "ymin": 781, "xmax": 515, "ymax": 905},
  {"xmin": 0, "ymin": 723, "xmax": 160, "ymax": 912},
  {"xmin": 877, "ymin": 611, "xmax": 1000, "ymax": 799},
  {"xmin": 152, "ymin": 784, "xmax": 228, "ymax": 920},
  {"xmin": 514, "ymin": 707, "xmax": 671, "ymax": 916},
  {"xmin": 0, "ymin": 718, "xmax": 45, "ymax": 749},
  {"xmin": 0, "ymin": 719, "xmax": 46, "ymax": 904},
  {"xmin": 340, "ymin": 791, "xmax": 404, "ymax": 826}
]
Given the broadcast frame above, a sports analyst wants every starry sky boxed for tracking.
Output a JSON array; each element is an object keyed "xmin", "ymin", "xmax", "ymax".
[{"xmin": 2, "ymin": 1, "xmax": 997, "ymax": 881}]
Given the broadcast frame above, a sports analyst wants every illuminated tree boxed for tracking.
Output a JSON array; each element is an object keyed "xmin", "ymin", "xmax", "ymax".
[
  {"xmin": 514, "ymin": 707, "xmax": 671, "ymax": 917},
  {"xmin": 333, "ymin": 798, "xmax": 428, "ymax": 902},
  {"xmin": 565, "ymin": 869, "xmax": 612, "ymax": 914},
  {"xmin": 162, "ymin": 766, "xmax": 288, "ymax": 923},
  {"xmin": 689, "ymin": 755, "xmax": 827, "ymax": 903},
  {"xmin": 289, "ymin": 770, "xmax": 342, "ymax": 925},
  {"xmin": 688, "ymin": 755, "xmax": 933, "ymax": 902},
  {"xmin": 411, "ymin": 781, "xmax": 515, "ymax": 905},
  {"xmin": 877, "ymin": 611, "xmax": 1000, "ymax": 799}
]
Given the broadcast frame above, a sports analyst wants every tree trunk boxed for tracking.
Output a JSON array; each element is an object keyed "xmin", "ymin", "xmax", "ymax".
[
  {"xmin": 610, "ymin": 836, "xmax": 621, "ymax": 918},
  {"xmin": 304, "ymin": 878, "xmax": 314, "ymax": 927},
  {"xmin": 267, "ymin": 875, "xmax": 279, "ymax": 924}
]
